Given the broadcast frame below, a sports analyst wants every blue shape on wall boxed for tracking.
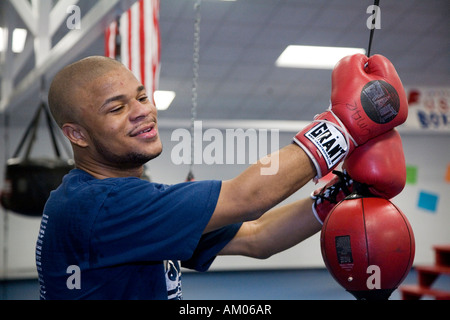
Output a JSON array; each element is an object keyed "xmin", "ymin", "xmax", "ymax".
[{"xmin": 417, "ymin": 191, "xmax": 439, "ymax": 213}]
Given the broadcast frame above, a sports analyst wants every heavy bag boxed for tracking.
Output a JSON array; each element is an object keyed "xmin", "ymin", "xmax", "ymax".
[
  {"xmin": 1, "ymin": 158, "xmax": 74, "ymax": 216},
  {"xmin": 320, "ymin": 195, "xmax": 415, "ymax": 300},
  {"xmin": 0, "ymin": 103, "xmax": 74, "ymax": 216}
]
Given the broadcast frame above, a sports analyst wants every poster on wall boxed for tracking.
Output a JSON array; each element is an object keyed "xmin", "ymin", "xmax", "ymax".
[{"xmin": 402, "ymin": 87, "xmax": 450, "ymax": 133}]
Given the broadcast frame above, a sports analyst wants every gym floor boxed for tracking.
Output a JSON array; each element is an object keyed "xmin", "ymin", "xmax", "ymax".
[{"xmin": 1, "ymin": 267, "xmax": 446, "ymax": 300}]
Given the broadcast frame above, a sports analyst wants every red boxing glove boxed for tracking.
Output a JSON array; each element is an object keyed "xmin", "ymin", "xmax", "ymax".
[
  {"xmin": 294, "ymin": 111, "xmax": 356, "ymax": 180},
  {"xmin": 294, "ymin": 54, "xmax": 408, "ymax": 180},
  {"xmin": 331, "ymin": 54, "xmax": 408, "ymax": 145},
  {"xmin": 312, "ymin": 130, "xmax": 406, "ymax": 224},
  {"xmin": 342, "ymin": 129, "xmax": 406, "ymax": 199}
]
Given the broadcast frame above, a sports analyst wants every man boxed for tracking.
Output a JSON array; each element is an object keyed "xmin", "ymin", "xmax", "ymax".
[{"xmin": 36, "ymin": 54, "xmax": 407, "ymax": 299}]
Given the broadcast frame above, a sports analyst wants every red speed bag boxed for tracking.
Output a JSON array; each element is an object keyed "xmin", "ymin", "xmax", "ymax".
[{"xmin": 320, "ymin": 196, "xmax": 415, "ymax": 300}]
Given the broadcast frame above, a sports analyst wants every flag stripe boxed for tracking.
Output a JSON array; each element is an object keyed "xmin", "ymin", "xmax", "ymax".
[
  {"xmin": 139, "ymin": 0, "xmax": 146, "ymax": 88},
  {"xmin": 132, "ymin": 5, "xmax": 140, "ymax": 80},
  {"xmin": 128, "ymin": 8, "xmax": 133, "ymax": 73},
  {"xmin": 153, "ymin": 0, "xmax": 161, "ymax": 93},
  {"xmin": 119, "ymin": 13, "xmax": 129, "ymax": 69},
  {"xmin": 104, "ymin": 22, "xmax": 117, "ymax": 59},
  {"xmin": 105, "ymin": 0, "xmax": 160, "ymax": 94},
  {"xmin": 144, "ymin": 0, "xmax": 151, "ymax": 91},
  {"xmin": 104, "ymin": 23, "xmax": 111, "ymax": 58}
]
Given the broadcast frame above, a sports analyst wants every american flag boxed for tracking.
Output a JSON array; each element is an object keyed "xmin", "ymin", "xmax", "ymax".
[{"xmin": 105, "ymin": 0, "xmax": 160, "ymax": 94}]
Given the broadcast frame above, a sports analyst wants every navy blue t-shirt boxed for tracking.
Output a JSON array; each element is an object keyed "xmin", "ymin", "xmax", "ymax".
[{"xmin": 35, "ymin": 169, "xmax": 241, "ymax": 300}]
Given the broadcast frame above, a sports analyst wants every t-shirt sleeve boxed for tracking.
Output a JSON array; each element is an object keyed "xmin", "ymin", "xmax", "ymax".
[
  {"xmin": 181, "ymin": 223, "xmax": 242, "ymax": 272},
  {"xmin": 89, "ymin": 179, "xmax": 222, "ymax": 268}
]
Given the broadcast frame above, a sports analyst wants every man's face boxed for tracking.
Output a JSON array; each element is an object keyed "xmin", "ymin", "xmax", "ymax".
[{"xmin": 80, "ymin": 66, "xmax": 162, "ymax": 169}]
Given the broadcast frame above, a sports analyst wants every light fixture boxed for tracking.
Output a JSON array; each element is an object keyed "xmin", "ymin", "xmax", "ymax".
[
  {"xmin": 0, "ymin": 27, "xmax": 4, "ymax": 52},
  {"xmin": 0, "ymin": 27, "xmax": 28, "ymax": 53},
  {"xmin": 153, "ymin": 90, "xmax": 176, "ymax": 111},
  {"xmin": 275, "ymin": 45, "xmax": 366, "ymax": 70},
  {"xmin": 12, "ymin": 28, "xmax": 27, "ymax": 53}
]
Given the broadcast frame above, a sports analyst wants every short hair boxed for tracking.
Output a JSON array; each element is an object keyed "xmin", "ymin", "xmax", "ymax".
[{"xmin": 48, "ymin": 56, "xmax": 125, "ymax": 127}]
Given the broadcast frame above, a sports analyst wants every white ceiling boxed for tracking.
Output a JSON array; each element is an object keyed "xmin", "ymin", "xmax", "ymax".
[{"xmin": 2, "ymin": 0, "xmax": 449, "ymax": 125}]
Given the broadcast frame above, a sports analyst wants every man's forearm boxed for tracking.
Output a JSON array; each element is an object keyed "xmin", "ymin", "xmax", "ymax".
[
  {"xmin": 219, "ymin": 197, "xmax": 321, "ymax": 258},
  {"xmin": 234, "ymin": 143, "xmax": 316, "ymax": 212},
  {"xmin": 205, "ymin": 144, "xmax": 316, "ymax": 233}
]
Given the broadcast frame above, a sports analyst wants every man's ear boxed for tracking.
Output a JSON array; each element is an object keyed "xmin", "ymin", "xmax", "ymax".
[{"xmin": 62, "ymin": 123, "xmax": 89, "ymax": 148}]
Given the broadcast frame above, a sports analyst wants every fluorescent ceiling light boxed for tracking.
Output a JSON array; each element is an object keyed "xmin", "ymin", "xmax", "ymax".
[
  {"xmin": 0, "ymin": 27, "xmax": 28, "ymax": 53},
  {"xmin": 154, "ymin": 90, "xmax": 176, "ymax": 111},
  {"xmin": 12, "ymin": 28, "xmax": 27, "ymax": 53},
  {"xmin": 0, "ymin": 28, "xmax": 3, "ymax": 52},
  {"xmin": 275, "ymin": 45, "xmax": 366, "ymax": 70}
]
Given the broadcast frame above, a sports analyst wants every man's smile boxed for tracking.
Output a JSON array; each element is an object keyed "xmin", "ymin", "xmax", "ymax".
[{"xmin": 129, "ymin": 122, "xmax": 158, "ymax": 140}]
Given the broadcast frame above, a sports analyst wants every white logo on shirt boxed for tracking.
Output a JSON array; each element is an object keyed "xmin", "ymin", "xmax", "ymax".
[{"xmin": 165, "ymin": 260, "xmax": 182, "ymax": 300}]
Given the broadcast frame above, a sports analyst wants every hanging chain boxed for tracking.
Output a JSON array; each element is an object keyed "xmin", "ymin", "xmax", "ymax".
[
  {"xmin": 189, "ymin": 0, "xmax": 202, "ymax": 177},
  {"xmin": 367, "ymin": 0, "xmax": 380, "ymax": 57}
]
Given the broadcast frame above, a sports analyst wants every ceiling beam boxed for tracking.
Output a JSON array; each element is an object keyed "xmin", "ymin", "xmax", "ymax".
[
  {"xmin": 49, "ymin": 0, "xmax": 80, "ymax": 36},
  {"xmin": 8, "ymin": 0, "xmax": 37, "ymax": 34},
  {"xmin": 33, "ymin": 0, "xmax": 52, "ymax": 68},
  {"xmin": 0, "ymin": 0, "xmax": 138, "ymax": 113},
  {"xmin": 0, "ymin": 10, "xmax": 14, "ymax": 108}
]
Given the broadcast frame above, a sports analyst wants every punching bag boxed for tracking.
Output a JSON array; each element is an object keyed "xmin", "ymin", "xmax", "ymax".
[
  {"xmin": 1, "ymin": 103, "xmax": 74, "ymax": 216},
  {"xmin": 320, "ymin": 195, "xmax": 415, "ymax": 300}
]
